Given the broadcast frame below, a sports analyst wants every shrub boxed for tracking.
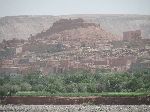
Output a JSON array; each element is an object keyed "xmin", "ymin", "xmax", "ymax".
[{"xmin": 20, "ymin": 83, "xmax": 32, "ymax": 91}]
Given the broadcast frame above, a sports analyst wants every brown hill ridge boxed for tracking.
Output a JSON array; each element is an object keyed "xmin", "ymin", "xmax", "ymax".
[
  {"xmin": 32, "ymin": 18, "xmax": 97, "ymax": 38},
  {"xmin": 31, "ymin": 18, "xmax": 120, "ymax": 42},
  {"xmin": 1, "ymin": 14, "xmax": 150, "ymax": 42}
]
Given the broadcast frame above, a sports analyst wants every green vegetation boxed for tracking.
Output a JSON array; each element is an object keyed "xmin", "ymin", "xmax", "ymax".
[
  {"xmin": 15, "ymin": 91, "xmax": 150, "ymax": 97},
  {"xmin": 0, "ymin": 69, "xmax": 150, "ymax": 97}
]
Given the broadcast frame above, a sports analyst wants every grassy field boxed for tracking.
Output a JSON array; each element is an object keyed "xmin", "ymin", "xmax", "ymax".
[{"xmin": 15, "ymin": 91, "xmax": 150, "ymax": 97}]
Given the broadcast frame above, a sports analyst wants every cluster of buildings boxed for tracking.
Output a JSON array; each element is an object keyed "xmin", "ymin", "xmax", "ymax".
[{"xmin": 0, "ymin": 19, "xmax": 150, "ymax": 75}]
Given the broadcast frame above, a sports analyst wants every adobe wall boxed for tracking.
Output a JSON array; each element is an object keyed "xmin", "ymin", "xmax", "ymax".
[
  {"xmin": 123, "ymin": 30, "xmax": 142, "ymax": 41},
  {"xmin": 1, "ymin": 96, "xmax": 150, "ymax": 105}
]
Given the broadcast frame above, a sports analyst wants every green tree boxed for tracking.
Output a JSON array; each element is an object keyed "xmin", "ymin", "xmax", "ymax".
[
  {"xmin": 45, "ymin": 83, "xmax": 58, "ymax": 94},
  {"xmin": 87, "ymin": 83, "xmax": 96, "ymax": 93},
  {"xmin": 0, "ymin": 86, "xmax": 8, "ymax": 97},
  {"xmin": 126, "ymin": 77, "xmax": 143, "ymax": 92},
  {"xmin": 20, "ymin": 83, "xmax": 32, "ymax": 91},
  {"xmin": 66, "ymin": 83, "xmax": 78, "ymax": 93},
  {"xmin": 2, "ymin": 84, "xmax": 21, "ymax": 96},
  {"xmin": 77, "ymin": 83, "xmax": 87, "ymax": 92},
  {"xmin": 10, "ymin": 85, "xmax": 21, "ymax": 95},
  {"xmin": 32, "ymin": 84, "xmax": 44, "ymax": 91}
]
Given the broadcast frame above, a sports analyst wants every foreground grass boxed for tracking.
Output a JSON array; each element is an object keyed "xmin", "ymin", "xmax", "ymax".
[{"xmin": 15, "ymin": 91, "xmax": 150, "ymax": 97}]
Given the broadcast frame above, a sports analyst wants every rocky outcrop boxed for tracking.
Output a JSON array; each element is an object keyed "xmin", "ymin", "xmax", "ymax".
[
  {"xmin": 33, "ymin": 18, "xmax": 98, "ymax": 39},
  {"xmin": 30, "ymin": 18, "xmax": 120, "ymax": 44},
  {"xmin": 48, "ymin": 18, "xmax": 97, "ymax": 34}
]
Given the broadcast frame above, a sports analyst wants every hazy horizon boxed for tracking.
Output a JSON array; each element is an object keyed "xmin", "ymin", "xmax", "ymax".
[{"xmin": 0, "ymin": 0, "xmax": 150, "ymax": 17}]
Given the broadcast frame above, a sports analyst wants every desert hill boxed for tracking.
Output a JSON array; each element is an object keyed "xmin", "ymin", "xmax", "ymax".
[
  {"xmin": 0, "ymin": 14, "xmax": 150, "ymax": 41},
  {"xmin": 31, "ymin": 18, "xmax": 120, "ymax": 43}
]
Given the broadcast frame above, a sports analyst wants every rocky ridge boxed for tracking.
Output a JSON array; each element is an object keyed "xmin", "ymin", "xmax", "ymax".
[{"xmin": 0, "ymin": 14, "xmax": 150, "ymax": 41}]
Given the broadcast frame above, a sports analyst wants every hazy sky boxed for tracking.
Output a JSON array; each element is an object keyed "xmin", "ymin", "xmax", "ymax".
[{"xmin": 0, "ymin": 0, "xmax": 150, "ymax": 17}]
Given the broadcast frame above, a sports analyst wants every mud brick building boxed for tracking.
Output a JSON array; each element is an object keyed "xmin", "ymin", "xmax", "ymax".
[{"xmin": 123, "ymin": 30, "xmax": 142, "ymax": 41}]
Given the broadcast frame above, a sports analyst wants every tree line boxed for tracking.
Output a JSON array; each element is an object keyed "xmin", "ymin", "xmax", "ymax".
[{"xmin": 0, "ymin": 69, "xmax": 150, "ymax": 96}]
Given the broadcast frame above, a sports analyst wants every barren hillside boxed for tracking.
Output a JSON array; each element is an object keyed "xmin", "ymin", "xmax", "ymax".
[
  {"xmin": 32, "ymin": 18, "xmax": 119, "ymax": 41},
  {"xmin": 0, "ymin": 14, "xmax": 150, "ymax": 41},
  {"xmin": 0, "ymin": 15, "xmax": 60, "ymax": 41}
]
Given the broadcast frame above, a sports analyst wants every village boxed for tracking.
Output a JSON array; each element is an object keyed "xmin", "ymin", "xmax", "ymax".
[{"xmin": 0, "ymin": 19, "xmax": 150, "ymax": 75}]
